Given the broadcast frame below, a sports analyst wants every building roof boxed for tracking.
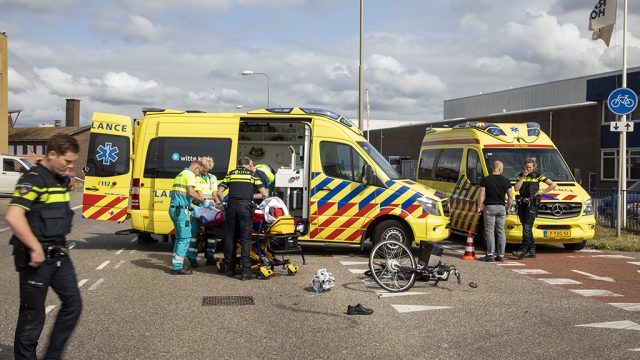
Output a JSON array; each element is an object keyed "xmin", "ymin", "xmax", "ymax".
[{"xmin": 9, "ymin": 126, "xmax": 90, "ymax": 141}]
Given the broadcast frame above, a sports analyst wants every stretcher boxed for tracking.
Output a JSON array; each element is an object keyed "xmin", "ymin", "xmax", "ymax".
[{"xmin": 195, "ymin": 202, "xmax": 305, "ymax": 279}]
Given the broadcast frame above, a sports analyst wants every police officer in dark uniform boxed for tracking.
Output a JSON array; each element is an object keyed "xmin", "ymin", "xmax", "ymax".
[
  {"xmin": 512, "ymin": 157, "xmax": 556, "ymax": 259},
  {"xmin": 217, "ymin": 157, "xmax": 268, "ymax": 280},
  {"xmin": 5, "ymin": 134, "xmax": 83, "ymax": 360}
]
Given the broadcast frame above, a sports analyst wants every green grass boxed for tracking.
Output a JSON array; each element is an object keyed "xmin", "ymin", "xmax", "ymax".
[{"xmin": 588, "ymin": 225, "xmax": 640, "ymax": 252}]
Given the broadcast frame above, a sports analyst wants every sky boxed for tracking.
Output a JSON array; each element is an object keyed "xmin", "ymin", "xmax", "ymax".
[{"xmin": 2, "ymin": 0, "xmax": 640, "ymax": 129}]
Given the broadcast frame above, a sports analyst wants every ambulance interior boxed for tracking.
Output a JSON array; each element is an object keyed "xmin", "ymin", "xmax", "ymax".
[{"xmin": 238, "ymin": 121, "xmax": 311, "ymax": 225}]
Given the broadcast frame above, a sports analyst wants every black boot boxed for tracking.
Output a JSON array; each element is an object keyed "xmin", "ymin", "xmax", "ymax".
[
  {"xmin": 512, "ymin": 248, "xmax": 526, "ymax": 259},
  {"xmin": 522, "ymin": 249, "xmax": 536, "ymax": 258}
]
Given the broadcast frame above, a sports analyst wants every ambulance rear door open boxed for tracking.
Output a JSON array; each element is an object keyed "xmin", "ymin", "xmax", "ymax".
[{"xmin": 82, "ymin": 113, "xmax": 133, "ymax": 222}]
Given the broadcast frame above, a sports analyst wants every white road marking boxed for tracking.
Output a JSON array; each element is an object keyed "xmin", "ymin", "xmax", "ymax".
[
  {"xmin": 513, "ymin": 269, "xmax": 550, "ymax": 275},
  {"xmin": 340, "ymin": 261, "xmax": 369, "ymax": 266},
  {"xmin": 348, "ymin": 268, "xmax": 368, "ymax": 274},
  {"xmin": 0, "ymin": 226, "xmax": 10, "ymax": 233},
  {"xmin": 129, "ymin": 250, "xmax": 137, "ymax": 254},
  {"xmin": 579, "ymin": 249, "xmax": 602, "ymax": 253},
  {"xmin": 496, "ymin": 261, "xmax": 525, "ymax": 266},
  {"xmin": 115, "ymin": 248, "xmax": 125, "ymax": 255},
  {"xmin": 71, "ymin": 205, "xmax": 82, "ymax": 210},
  {"xmin": 88, "ymin": 278, "xmax": 105, "ymax": 290},
  {"xmin": 377, "ymin": 291, "xmax": 428, "ymax": 298},
  {"xmin": 571, "ymin": 289, "xmax": 622, "ymax": 297},
  {"xmin": 77, "ymin": 279, "xmax": 89, "ymax": 288},
  {"xmin": 539, "ymin": 278, "xmax": 582, "ymax": 285},
  {"xmin": 392, "ymin": 304, "xmax": 451, "ymax": 313},
  {"xmin": 45, "ymin": 305, "xmax": 57, "ymax": 314},
  {"xmin": 332, "ymin": 255, "xmax": 354, "ymax": 258},
  {"xmin": 571, "ymin": 270, "xmax": 615, "ymax": 283},
  {"xmin": 592, "ymin": 254, "xmax": 635, "ymax": 259},
  {"xmin": 130, "ymin": 237, "xmax": 137, "ymax": 244},
  {"xmin": 608, "ymin": 303, "xmax": 640, "ymax": 311},
  {"xmin": 628, "ymin": 262, "xmax": 640, "ymax": 266},
  {"xmin": 113, "ymin": 260, "xmax": 126, "ymax": 269},
  {"xmin": 576, "ymin": 320, "xmax": 640, "ymax": 331},
  {"xmin": 630, "ymin": 348, "xmax": 640, "ymax": 351},
  {"xmin": 96, "ymin": 261, "xmax": 111, "ymax": 270}
]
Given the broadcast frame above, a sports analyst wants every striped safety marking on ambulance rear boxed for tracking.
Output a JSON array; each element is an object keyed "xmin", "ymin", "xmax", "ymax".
[
  {"xmin": 449, "ymin": 176, "xmax": 481, "ymax": 233},
  {"xmin": 309, "ymin": 172, "xmax": 427, "ymax": 241},
  {"xmin": 82, "ymin": 194, "xmax": 128, "ymax": 222}
]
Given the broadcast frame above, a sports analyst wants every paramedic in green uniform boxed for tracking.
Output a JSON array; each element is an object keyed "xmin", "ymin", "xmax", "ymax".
[
  {"xmin": 187, "ymin": 156, "xmax": 221, "ymax": 268},
  {"xmin": 254, "ymin": 163, "xmax": 276, "ymax": 196},
  {"xmin": 169, "ymin": 158, "xmax": 211, "ymax": 275}
]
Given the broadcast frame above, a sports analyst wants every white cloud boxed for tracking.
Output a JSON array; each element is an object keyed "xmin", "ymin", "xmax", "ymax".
[
  {"xmin": 471, "ymin": 55, "xmax": 541, "ymax": 76},
  {"xmin": 503, "ymin": 10, "xmax": 607, "ymax": 75},
  {"xmin": 123, "ymin": 15, "xmax": 164, "ymax": 42},
  {"xmin": 460, "ymin": 14, "xmax": 488, "ymax": 33},
  {"xmin": 368, "ymin": 54, "xmax": 446, "ymax": 97},
  {"xmin": 8, "ymin": 67, "xmax": 32, "ymax": 92}
]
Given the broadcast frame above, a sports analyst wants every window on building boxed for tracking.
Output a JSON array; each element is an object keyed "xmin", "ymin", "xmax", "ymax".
[
  {"xmin": 15, "ymin": 145, "xmax": 24, "ymax": 155},
  {"xmin": 8, "ymin": 145, "xmax": 15, "ymax": 155},
  {"xmin": 601, "ymin": 149, "xmax": 640, "ymax": 181},
  {"xmin": 35, "ymin": 145, "xmax": 44, "ymax": 155},
  {"xmin": 320, "ymin": 141, "xmax": 366, "ymax": 182},
  {"xmin": 434, "ymin": 148, "xmax": 463, "ymax": 183},
  {"xmin": 418, "ymin": 149, "xmax": 438, "ymax": 180}
]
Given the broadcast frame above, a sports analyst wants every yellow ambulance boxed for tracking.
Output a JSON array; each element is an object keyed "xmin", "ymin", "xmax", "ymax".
[
  {"xmin": 416, "ymin": 121, "xmax": 595, "ymax": 250},
  {"xmin": 82, "ymin": 107, "xmax": 449, "ymax": 247}
]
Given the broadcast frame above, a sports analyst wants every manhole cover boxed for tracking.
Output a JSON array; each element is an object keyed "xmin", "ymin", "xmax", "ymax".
[{"xmin": 202, "ymin": 296, "xmax": 254, "ymax": 306}]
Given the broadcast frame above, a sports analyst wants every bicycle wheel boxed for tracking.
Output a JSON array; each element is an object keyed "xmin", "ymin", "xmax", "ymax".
[{"xmin": 368, "ymin": 240, "xmax": 417, "ymax": 292}]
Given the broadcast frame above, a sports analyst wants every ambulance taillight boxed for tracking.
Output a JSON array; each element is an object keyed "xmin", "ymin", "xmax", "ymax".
[{"xmin": 130, "ymin": 178, "xmax": 140, "ymax": 210}]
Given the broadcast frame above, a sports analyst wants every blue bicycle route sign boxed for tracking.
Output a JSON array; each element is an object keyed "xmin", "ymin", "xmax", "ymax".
[{"xmin": 607, "ymin": 87, "xmax": 638, "ymax": 116}]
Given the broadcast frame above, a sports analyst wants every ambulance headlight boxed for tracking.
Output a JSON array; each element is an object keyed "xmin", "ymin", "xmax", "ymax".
[
  {"xmin": 583, "ymin": 198, "xmax": 594, "ymax": 216},
  {"xmin": 417, "ymin": 197, "xmax": 440, "ymax": 216}
]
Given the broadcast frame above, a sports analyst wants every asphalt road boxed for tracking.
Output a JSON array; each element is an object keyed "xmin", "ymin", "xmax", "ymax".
[{"xmin": 0, "ymin": 193, "xmax": 639, "ymax": 359}]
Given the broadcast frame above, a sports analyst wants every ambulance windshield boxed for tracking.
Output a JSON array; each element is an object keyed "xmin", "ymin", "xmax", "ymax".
[
  {"xmin": 357, "ymin": 141, "xmax": 401, "ymax": 180},
  {"xmin": 483, "ymin": 148, "xmax": 574, "ymax": 182}
]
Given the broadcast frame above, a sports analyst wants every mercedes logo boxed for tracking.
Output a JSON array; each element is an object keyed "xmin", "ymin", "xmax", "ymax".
[{"xmin": 551, "ymin": 204, "xmax": 563, "ymax": 217}]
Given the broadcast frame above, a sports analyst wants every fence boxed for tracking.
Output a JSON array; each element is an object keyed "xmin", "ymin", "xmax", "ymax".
[{"xmin": 590, "ymin": 188, "xmax": 640, "ymax": 232}]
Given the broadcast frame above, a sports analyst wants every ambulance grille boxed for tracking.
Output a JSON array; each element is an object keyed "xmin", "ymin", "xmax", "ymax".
[
  {"xmin": 202, "ymin": 296, "xmax": 254, "ymax": 306},
  {"xmin": 537, "ymin": 202, "xmax": 582, "ymax": 219}
]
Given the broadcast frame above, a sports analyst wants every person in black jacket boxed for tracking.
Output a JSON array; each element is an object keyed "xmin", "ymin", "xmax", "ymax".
[
  {"xmin": 477, "ymin": 160, "xmax": 513, "ymax": 262},
  {"xmin": 217, "ymin": 157, "xmax": 268, "ymax": 280},
  {"xmin": 6, "ymin": 134, "xmax": 82, "ymax": 360}
]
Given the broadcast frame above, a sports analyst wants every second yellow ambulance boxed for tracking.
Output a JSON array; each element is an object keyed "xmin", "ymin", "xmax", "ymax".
[{"xmin": 417, "ymin": 121, "xmax": 595, "ymax": 250}]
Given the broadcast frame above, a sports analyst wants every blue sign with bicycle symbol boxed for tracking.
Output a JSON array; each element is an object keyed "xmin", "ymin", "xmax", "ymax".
[{"xmin": 607, "ymin": 87, "xmax": 638, "ymax": 116}]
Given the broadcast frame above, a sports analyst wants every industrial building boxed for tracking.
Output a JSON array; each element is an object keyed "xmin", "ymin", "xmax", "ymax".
[{"xmin": 367, "ymin": 66, "xmax": 640, "ymax": 190}]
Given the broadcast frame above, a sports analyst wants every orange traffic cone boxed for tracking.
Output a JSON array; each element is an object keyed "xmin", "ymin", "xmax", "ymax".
[{"xmin": 462, "ymin": 231, "xmax": 477, "ymax": 260}]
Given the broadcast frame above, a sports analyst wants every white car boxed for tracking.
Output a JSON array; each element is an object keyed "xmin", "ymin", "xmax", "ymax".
[{"xmin": 0, "ymin": 155, "xmax": 34, "ymax": 194}]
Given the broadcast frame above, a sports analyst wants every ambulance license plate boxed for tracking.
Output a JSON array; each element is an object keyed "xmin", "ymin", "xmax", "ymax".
[{"xmin": 544, "ymin": 230, "xmax": 571, "ymax": 237}]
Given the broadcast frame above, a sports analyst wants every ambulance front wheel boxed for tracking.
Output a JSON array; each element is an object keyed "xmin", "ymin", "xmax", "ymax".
[{"xmin": 373, "ymin": 220, "xmax": 412, "ymax": 248}]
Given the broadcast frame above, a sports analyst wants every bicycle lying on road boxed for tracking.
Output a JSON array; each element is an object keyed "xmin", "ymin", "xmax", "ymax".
[{"xmin": 368, "ymin": 240, "xmax": 476, "ymax": 292}]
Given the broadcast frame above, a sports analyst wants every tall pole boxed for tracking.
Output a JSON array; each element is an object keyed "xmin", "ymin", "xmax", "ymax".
[
  {"xmin": 617, "ymin": 0, "xmax": 628, "ymax": 237},
  {"xmin": 366, "ymin": 88, "xmax": 371, "ymax": 141},
  {"xmin": 358, "ymin": 0, "xmax": 364, "ymax": 130},
  {"xmin": 265, "ymin": 74, "xmax": 270, "ymax": 108}
]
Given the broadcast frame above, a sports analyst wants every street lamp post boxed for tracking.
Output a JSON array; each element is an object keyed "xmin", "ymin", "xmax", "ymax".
[{"xmin": 241, "ymin": 70, "xmax": 270, "ymax": 108}]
